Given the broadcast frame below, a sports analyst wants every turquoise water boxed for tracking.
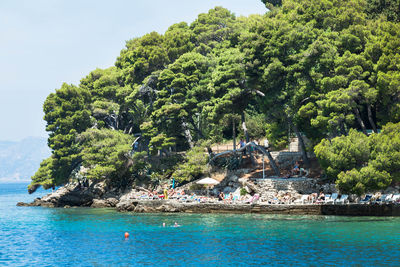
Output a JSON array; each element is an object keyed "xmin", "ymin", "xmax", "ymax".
[{"xmin": 1, "ymin": 183, "xmax": 399, "ymax": 266}]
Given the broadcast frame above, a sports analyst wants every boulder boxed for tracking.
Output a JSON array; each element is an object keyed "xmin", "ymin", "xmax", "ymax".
[
  {"xmin": 92, "ymin": 182, "xmax": 107, "ymax": 197},
  {"xmin": 91, "ymin": 199, "xmax": 109, "ymax": 208},
  {"xmin": 116, "ymin": 199, "xmax": 137, "ymax": 212},
  {"xmin": 106, "ymin": 198, "xmax": 119, "ymax": 207}
]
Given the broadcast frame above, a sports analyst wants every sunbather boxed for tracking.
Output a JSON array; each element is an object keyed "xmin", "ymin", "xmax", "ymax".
[
  {"xmin": 307, "ymin": 193, "xmax": 318, "ymax": 203},
  {"xmin": 269, "ymin": 193, "xmax": 279, "ymax": 204},
  {"xmin": 292, "ymin": 161, "xmax": 300, "ymax": 176},
  {"xmin": 282, "ymin": 192, "xmax": 289, "ymax": 204},
  {"xmin": 317, "ymin": 191, "xmax": 325, "ymax": 203},
  {"xmin": 247, "ymin": 193, "xmax": 260, "ymax": 204},
  {"xmin": 218, "ymin": 192, "xmax": 225, "ymax": 201},
  {"xmin": 228, "ymin": 193, "xmax": 233, "ymax": 204}
]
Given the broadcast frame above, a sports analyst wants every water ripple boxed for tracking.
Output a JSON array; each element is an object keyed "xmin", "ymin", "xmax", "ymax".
[{"xmin": 1, "ymin": 184, "xmax": 399, "ymax": 266}]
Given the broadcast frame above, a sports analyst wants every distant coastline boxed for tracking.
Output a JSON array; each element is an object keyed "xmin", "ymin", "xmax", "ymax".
[{"xmin": 0, "ymin": 137, "xmax": 50, "ymax": 184}]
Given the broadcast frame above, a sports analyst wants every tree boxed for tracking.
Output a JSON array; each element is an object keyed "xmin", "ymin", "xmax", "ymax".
[
  {"xmin": 78, "ymin": 128, "xmax": 147, "ymax": 188},
  {"xmin": 164, "ymin": 22, "xmax": 195, "ymax": 62},
  {"xmin": 30, "ymin": 3, "xmax": 400, "ymax": 194},
  {"xmin": 365, "ymin": 0, "xmax": 400, "ymax": 22},
  {"xmin": 116, "ymin": 32, "xmax": 169, "ymax": 85},
  {"xmin": 151, "ymin": 52, "xmax": 211, "ymax": 149},
  {"xmin": 314, "ymin": 129, "xmax": 370, "ymax": 180},
  {"xmin": 29, "ymin": 83, "xmax": 92, "ymax": 191},
  {"xmin": 190, "ymin": 7, "xmax": 241, "ymax": 51},
  {"xmin": 316, "ymin": 122, "xmax": 400, "ymax": 195},
  {"xmin": 261, "ymin": 0, "xmax": 282, "ymax": 9},
  {"xmin": 80, "ymin": 67, "xmax": 142, "ymax": 134}
]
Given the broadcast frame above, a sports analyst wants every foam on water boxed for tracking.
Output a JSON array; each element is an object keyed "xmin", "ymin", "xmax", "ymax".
[{"xmin": 1, "ymin": 183, "xmax": 399, "ymax": 266}]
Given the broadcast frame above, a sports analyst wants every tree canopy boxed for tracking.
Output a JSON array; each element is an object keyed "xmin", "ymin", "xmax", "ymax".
[{"xmin": 30, "ymin": 2, "xmax": 400, "ymax": 195}]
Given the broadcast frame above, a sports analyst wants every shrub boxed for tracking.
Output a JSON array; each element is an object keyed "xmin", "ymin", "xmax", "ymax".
[
  {"xmin": 315, "ymin": 122, "xmax": 400, "ymax": 195},
  {"xmin": 240, "ymin": 187, "xmax": 247, "ymax": 196},
  {"xmin": 173, "ymin": 144, "xmax": 210, "ymax": 183}
]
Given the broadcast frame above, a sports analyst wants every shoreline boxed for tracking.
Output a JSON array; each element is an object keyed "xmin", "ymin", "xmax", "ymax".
[
  {"xmin": 16, "ymin": 180, "xmax": 400, "ymax": 217},
  {"xmin": 18, "ymin": 199, "xmax": 400, "ymax": 217}
]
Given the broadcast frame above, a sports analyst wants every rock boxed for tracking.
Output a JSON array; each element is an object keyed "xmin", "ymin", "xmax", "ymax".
[
  {"xmin": 92, "ymin": 182, "xmax": 106, "ymax": 197},
  {"xmin": 116, "ymin": 199, "xmax": 137, "ymax": 212},
  {"xmin": 244, "ymin": 186, "xmax": 252, "ymax": 194},
  {"xmin": 107, "ymin": 198, "xmax": 119, "ymax": 207},
  {"xmin": 17, "ymin": 202, "xmax": 30, "ymax": 207},
  {"xmin": 244, "ymin": 181, "xmax": 257, "ymax": 192},
  {"xmin": 228, "ymin": 175, "xmax": 238, "ymax": 182},
  {"xmin": 91, "ymin": 199, "xmax": 108, "ymax": 208}
]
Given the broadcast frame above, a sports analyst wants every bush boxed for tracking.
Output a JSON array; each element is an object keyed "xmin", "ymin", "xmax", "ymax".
[
  {"xmin": 314, "ymin": 129, "xmax": 369, "ymax": 180},
  {"xmin": 173, "ymin": 144, "xmax": 210, "ymax": 183},
  {"xmin": 211, "ymin": 155, "xmax": 240, "ymax": 170},
  {"xmin": 315, "ymin": 122, "xmax": 400, "ymax": 195},
  {"xmin": 336, "ymin": 166, "xmax": 391, "ymax": 196},
  {"xmin": 240, "ymin": 187, "xmax": 247, "ymax": 196},
  {"xmin": 265, "ymin": 121, "xmax": 288, "ymax": 150}
]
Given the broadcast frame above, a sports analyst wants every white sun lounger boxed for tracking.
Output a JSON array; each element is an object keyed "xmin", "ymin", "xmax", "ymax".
[
  {"xmin": 335, "ymin": 194, "xmax": 349, "ymax": 204},
  {"xmin": 325, "ymin": 193, "xmax": 338, "ymax": 204},
  {"xmin": 391, "ymin": 194, "xmax": 400, "ymax": 203},
  {"xmin": 323, "ymin": 194, "xmax": 332, "ymax": 204},
  {"xmin": 294, "ymin": 195, "xmax": 309, "ymax": 204},
  {"xmin": 383, "ymin": 194, "xmax": 393, "ymax": 203}
]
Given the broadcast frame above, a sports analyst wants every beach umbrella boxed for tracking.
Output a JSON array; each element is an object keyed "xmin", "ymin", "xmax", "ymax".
[
  {"xmin": 196, "ymin": 177, "xmax": 219, "ymax": 197},
  {"xmin": 196, "ymin": 177, "xmax": 220, "ymax": 185}
]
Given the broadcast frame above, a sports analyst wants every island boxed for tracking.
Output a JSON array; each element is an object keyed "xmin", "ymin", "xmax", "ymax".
[{"xmin": 20, "ymin": 0, "xmax": 400, "ymax": 216}]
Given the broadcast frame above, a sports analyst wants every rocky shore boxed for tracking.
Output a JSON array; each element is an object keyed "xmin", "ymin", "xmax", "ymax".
[{"xmin": 17, "ymin": 181, "xmax": 400, "ymax": 216}]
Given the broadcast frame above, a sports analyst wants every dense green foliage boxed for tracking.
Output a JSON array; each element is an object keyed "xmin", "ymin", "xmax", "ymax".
[
  {"xmin": 365, "ymin": 0, "xmax": 400, "ymax": 22},
  {"xmin": 77, "ymin": 129, "xmax": 147, "ymax": 187},
  {"xmin": 316, "ymin": 123, "xmax": 400, "ymax": 195},
  {"xmin": 30, "ymin": 1, "xmax": 400, "ymax": 194},
  {"xmin": 172, "ymin": 144, "xmax": 211, "ymax": 183}
]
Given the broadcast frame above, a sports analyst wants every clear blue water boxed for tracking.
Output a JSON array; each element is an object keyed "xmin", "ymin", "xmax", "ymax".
[{"xmin": 1, "ymin": 183, "xmax": 399, "ymax": 266}]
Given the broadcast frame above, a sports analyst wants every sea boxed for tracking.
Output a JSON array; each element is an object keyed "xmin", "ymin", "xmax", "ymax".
[{"xmin": 0, "ymin": 183, "xmax": 399, "ymax": 266}]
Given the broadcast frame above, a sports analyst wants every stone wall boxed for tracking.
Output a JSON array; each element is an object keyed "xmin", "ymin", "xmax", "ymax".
[
  {"xmin": 115, "ymin": 200, "xmax": 400, "ymax": 216},
  {"xmin": 252, "ymin": 178, "xmax": 337, "ymax": 196}
]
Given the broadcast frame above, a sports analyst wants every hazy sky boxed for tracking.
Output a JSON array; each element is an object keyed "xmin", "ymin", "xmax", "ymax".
[{"xmin": 0, "ymin": 0, "xmax": 266, "ymax": 141}]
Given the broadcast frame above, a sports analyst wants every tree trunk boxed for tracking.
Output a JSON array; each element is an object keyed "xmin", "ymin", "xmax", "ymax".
[
  {"xmin": 241, "ymin": 112, "xmax": 255, "ymax": 165},
  {"xmin": 339, "ymin": 121, "xmax": 347, "ymax": 136},
  {"xmin": 367, "ymin": 104, "xmax": 377, "ymax": 133},
  {"xmin": 353, "ymin": 106, "xmax": 368, "ymax": 135},
  {"xmin": 294, "ymin": 125, "xmax": 310, "ymax": 168},
  {"xmin": 206, "ymin": 146, "xmax": 213, "ymax": 158},
  {"xmin": 182, "ymin": 119, "xmax": 194, "ymax": 148},
  {"xmin": 189, "ymin": 117, "xmax": 204, "ymax": 139},
  {"xmin": 255, "ymin": 145, "xmax": 280, "ymax": 176},
  {"xmin": 288, "ymin": 116, "xmax": 310, "ymax": 167},
  {"xmin": 233, "ymin": 118, "xmax": 236, "ymax": 150}
]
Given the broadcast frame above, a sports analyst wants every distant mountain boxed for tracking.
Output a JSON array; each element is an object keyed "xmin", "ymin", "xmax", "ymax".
[{"xmin": 0, "ymin": 137, "xmax": 50, "ymax": 183}]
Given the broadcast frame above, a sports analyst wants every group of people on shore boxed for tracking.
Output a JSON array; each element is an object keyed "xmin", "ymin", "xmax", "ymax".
[
  {"xmin": 281, "ymin": 161, "xmax": 309, "ymax": 178},
  {"xmin": 218, "ymin": 191, "xmax": 236, "ymax": 203},
  {"xmin": 134, "ymin": 188, "xmax": 185, "ymax": 200}
]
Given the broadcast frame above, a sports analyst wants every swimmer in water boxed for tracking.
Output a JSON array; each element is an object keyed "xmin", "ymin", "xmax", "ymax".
[
  {"xmin": 163, "ymin": 222, "xmax": 165, "ymax": 227},
  {"xmin": 174, "ymin": 222, "xmax": 180, "ymax": 227}
]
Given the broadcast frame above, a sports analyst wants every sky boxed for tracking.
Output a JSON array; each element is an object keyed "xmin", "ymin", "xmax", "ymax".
[{"xmin": 0, "ymin": 0, "xmax": 266, "ymax": 141}]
